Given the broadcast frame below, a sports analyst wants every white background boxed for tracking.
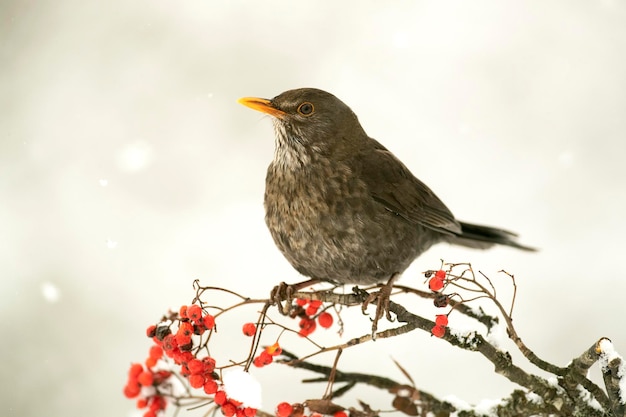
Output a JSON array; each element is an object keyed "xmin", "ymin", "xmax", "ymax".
[{"xmin": 2, "ymin": 1, "xmax": 625, "ymax": 416}]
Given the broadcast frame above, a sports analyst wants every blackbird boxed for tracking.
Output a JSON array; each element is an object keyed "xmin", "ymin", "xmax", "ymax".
[{"xmin": 239, "ymin": 88, "xmax": 534, "ymax": 286}]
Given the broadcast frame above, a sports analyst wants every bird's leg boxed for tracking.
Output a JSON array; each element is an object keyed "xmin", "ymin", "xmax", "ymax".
[
  {"xmin": 361, "ymin": 273, "xmax": 400, "ymax": 338},
  {"xmin": 271, "ymin": 278, "xmax": 321, "ymax": 315}
]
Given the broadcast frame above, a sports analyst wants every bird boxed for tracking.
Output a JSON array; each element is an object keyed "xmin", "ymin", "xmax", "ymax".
[{"xmin": 238, "ymin": 88, "xmax": 535, "ymax": 288}]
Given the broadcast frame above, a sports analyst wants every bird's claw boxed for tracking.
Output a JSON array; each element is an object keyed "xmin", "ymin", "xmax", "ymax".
[
  {"xmin": 361, "ymin": 285, "xmax": 393, "ymax": 339},
  {"xmin": 270, "ymin": 282, "xmax": 296, "ymax": 315},
  {"xmin": 357, "ymin": 274, "xmax": 399, "ymax": 339},
  {"xmin": 270, "ymin": 279, "xmax": 322, "ymax": 316}
]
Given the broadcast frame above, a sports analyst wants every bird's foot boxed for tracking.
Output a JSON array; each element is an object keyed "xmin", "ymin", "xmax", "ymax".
[
  {"xmin": 270, "ymin": 282, "xmax": 296, "ymax": 315},
  {"xmin": 270, "ymin": 279, "xmax": 321, "ymax": 315},
  {"xmin": 360, "ymin": 273, "xmax": 400, "ymax": 339}
]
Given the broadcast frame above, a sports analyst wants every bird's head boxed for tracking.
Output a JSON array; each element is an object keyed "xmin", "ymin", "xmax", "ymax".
[{"xmin": 238, "ymin": 88, "xmax": 367, "ymax": 161}]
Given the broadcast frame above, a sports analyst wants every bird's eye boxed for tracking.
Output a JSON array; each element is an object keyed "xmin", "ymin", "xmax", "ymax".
[{"xmin": 297, "ymin": 102, "xmax": 314, "ymax": 116}]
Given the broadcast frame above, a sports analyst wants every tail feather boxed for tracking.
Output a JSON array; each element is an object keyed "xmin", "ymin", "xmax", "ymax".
[{"xmin": 448, "ymin": 221, "xmax": 537, "ymax": 251}]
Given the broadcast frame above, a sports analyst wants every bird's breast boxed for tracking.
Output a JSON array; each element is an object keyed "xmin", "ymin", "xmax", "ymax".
[
  {"xmin": 263, "ymin": 156, "xmax": 373, "ymax": 278},
  {"xmin": 265, "ymin": 157, "xmax": 368, "ymax": 235}
]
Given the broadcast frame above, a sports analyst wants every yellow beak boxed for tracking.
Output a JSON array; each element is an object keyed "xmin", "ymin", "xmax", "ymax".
[{"xmin": 238, "ymin": 97, "xmax": 286, "ymax": 118}]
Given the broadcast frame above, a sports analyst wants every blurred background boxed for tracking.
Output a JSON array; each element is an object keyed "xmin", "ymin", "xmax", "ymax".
[{"xmin": 2, "ymin": 0, "xmax": 626, "ymax": 416}]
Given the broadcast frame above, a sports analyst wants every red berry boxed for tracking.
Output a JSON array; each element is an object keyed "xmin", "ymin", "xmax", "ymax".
[
  {"xmin": 194, "ymin": 323, "xmax": 206, "ymax": 335},
  {"xmin": 137, "ymin": 398, "xmax": 148, "ymax": 409},
  {"xmin": 149, "ymin": 345, "xmax": 163, "ymax": 360},
  {"xmin": 259, "ymin": 351, "xmax": 273, "ymax": 365},
  {"xmin": 179, "ymin": 351, "xmax": 194, "ymax": 364},
  {"xmin": 214, "ymin": 390, "xmax": 227, "ymax": 406},
  {"xmin": 162, "ymin": 334, "xmax": 178, "ymax": 353},
  {"xmin": 276, "ymin": 402, "xmax": 293, "ymax": 417},
  {"xmin": 295, "ymin": 298, "xmax": 308, "ymax": 307},
  {"xmin": 129, "ymin": 363, "xmax": 144, "ymax": 378},
  {"xmin": 179, "ymin": 305, "xmax": 189, "ymax": 319},
  {"xmin": 168, "ymin": 348, "xmax": 182, "ymax": 362},
  {"xmin": 146, "ymin": 325, "xmax": 157, "ymax": 338},
  {"xmin": 143, "ymin": 410, "xmax": 157, "ymax": 417},
  {"xmin": 123, "ymin": 382, "xmax": 141, "ymax": 398},
  {"xmin": 305, "ymin": 305, "xmax": 319, "ymax": 316},
  {"xmin": 204, "ymin": 378, "xmax": 218, "ymax": 395},
  {"xmin": 203, "ymin": 314, "xmax": 216, "ymax": 330},
  {"xmin": 137, "ymin": 371, "xmax": 154, "ymax": 386},
  {"xmin": 244, "ymin": 407, "xmax": 257, "ymax": 417},
  {"xmin": 189, "ymin": 373, "xmax": 205, "ymax": 388},
  {"xmin": 178, "ymin": 321, "xmax": 194, "ymax": 337},
  {"xmin": 175, "ymin": 334, "xmax": 192, "ymax": 346},
  {"xmin": 435, "ymin": 270, "xmax": 446, "ymax": 280},
  {"xmin": 188, "ymin": 359, "xmax": 204, "ymax": 375},
  {"xmin": 176, "ymin": 321, "xmax": 194, "ymax": 345},
  {"xmin": 253, "ymin": 356, "xmax": 264, "ymax": 368},
  {"xmin": 150, "ymin": 395, "xmax": 167, "ymax": 411},
  {"xmin": 203, "ymin": 356, "xmax": 217, "ymax": 373},
  {"xmin": 334, "ymin": 412, "xmax": 348, "ymax": 417},
  {"xmin": 309, "ymin": 299, "xmax": 322, "ymax": 309},
  {"xmin": 222, "ymin": 402, "xmax": 237, "ymax": 417},
  {"xmin": 242, "ymin": 322, "xmax": 256, "ymax": 337},
  {"xmin": 435, "ymin": 314, "xmax": 448, "ymax": 327},
  {"xmin": 188, "ymin": 304, "xmax": 203, "ymax": 321},
  {"xmin": 317, "ymin": 312, "xmax": 333, "ymax": 328},
  {"xmin": 431, "ymin": 325, "xmax": 446, "ymax": 338},
  {"xmin": 298, "ymin": 317, "xmax": 316, "ymax": 337},
  {"xmin": 429, "ymin": 277, "xmax": 444, "ymax": 292}
]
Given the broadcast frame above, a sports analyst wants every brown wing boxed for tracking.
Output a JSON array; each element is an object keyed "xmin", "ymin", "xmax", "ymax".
[{"xmin": 357, "ymin": 139, "xmax": 462, "ymax": 236}]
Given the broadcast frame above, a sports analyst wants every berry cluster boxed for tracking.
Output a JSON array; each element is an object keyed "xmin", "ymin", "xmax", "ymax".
[
  {"xmin": 275, "ymin": 402, "xmax": 348, "ymax": 417},
  {"xmin": 425, "ymin": 270, "xmax": 451, "ymax": 338},
  {"xmin": 124, "ymin": 302, "xmax": 260, "ymax": 417},
  {"xmin": 213, "ymin": 389, "xmax": 257, "ymax": 417},
  {"xmin": 431, "ymin": 314, "xmax": 449, "ymax": 338},
  {"xmin": 147, "ymin": 304, "xmax": 219, "ymax": 392},
  {"xmin": 123, "ymin": 360, "xmax": 171, "ymax": 417},
  {"xmin": 291, "ymin": 298, "xmax": 334, "ymax": 337},
  {"xmin": 252, "ymin": 341, "xmax": 283, "ymax": 368},
  {"xmin": 427, "ymin": 269, "xmax": 446, "ymax": 292},
  {"xmin": 124, "ymin": 295, "xmax": 339, "ymax": 416},
  {"xmin": 240, "ymin": 322, "xmax": 284, "ymax": 368}
]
